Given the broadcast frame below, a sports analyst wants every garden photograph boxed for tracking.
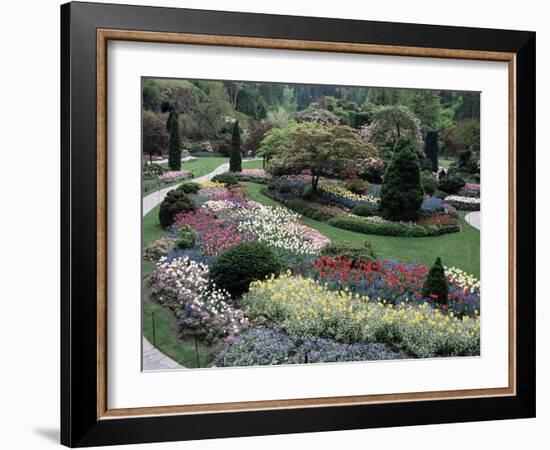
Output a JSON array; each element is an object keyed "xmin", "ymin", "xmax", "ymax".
[{"xmin": 141, "ymin": 77, "xmax": 481, "ymax": 370}]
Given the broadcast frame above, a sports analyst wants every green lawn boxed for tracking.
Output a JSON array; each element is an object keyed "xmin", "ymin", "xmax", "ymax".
[
  {"xmin": 142, "ymin": 293, "xmax": 214, "ymax": 368},
  {"xmin": 439, "ymin": 158, "xmax": 454, "ymax": 169},
  {"xmin": 243, "ymin": 182, "xmax": 480, "ymax": 277},
  {"xmin": 242, "ymin": 159, "xmax": 264, "ymax": 169}
]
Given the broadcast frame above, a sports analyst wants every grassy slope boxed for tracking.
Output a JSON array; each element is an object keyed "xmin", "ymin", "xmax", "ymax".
[
  {"xmin": 142, "ymin": 293, "xmax": 213, "ymax": 368},
  {"xmin": 243, "ymin": 182, "xmax": 480, "ymax": 277}
]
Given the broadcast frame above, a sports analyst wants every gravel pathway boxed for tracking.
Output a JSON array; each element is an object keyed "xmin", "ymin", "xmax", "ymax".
[{"xmin": 465, "ymin": 211, "xmax": 481, "ymax": 230}]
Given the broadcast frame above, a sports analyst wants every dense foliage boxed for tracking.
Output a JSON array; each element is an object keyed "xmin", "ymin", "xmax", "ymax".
[
  {"xmin": 158, "ymin": 190, "xmax": 197, "ymax": 228},
  {"xmin": 229, "ymin": 120, "xmax": 242, "ymax": 172},
  {"xmin": 209, "ymin": 241, "xmax": 282, "ymax": 298},
  {"xmin": 379, "ymin": 139, "xmax": 424, "ymax": 221}
]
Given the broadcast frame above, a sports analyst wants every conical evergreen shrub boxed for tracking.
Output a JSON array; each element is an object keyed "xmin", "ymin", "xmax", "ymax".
[
  {"xmin": 422, "ymin": 257, "xmax": 449, "ymax": 304},
  {"xmin": 229, "ymin": 120, "xmax": 242, "ymax": 172},
  {"xmin": 379, "ymin": 138, "xmax": 423, "ymax": 221},
  {"xmin": 167, "ymin": 111, "xmax": 181, "ymax": 170}
]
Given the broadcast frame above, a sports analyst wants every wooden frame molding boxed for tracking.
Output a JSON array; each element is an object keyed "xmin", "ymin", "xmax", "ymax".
[{"xmin": 96, "ymin": 29, "xmax": 517, "ymax": 421}]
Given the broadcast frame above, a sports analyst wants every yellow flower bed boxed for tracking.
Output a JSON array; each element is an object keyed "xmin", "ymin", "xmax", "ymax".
[
  {"xmin": 318, "ymin": 180, "xmax": 378, "ymax": 204},
  {"xmin": 199, "ymin": 180, "xmax": 225, "ymax": 188},
  {"xmin": 243, "ymin": 273, "xmax": 480, "ymax": 357}
]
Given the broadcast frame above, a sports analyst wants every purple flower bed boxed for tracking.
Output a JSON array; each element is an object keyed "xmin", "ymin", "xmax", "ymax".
[{"xmin": 213, "ymin": 327, "xmax": 404, "ymax": 367}]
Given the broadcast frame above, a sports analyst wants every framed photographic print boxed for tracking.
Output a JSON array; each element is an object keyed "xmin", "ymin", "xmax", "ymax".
[{"xmin": 60, "ymin": 1, "xmax": 536, "ymax": 447}]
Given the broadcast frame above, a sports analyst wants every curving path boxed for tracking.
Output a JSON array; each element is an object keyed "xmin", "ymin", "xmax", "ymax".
[
  {"xmin": 142, "ymin": 337, "xmax": 182, "ymax": 371},
  {"xmin": 143, "ymin": 162, "xmax": 230, "ymax": 216},
  {"xmin": 141, "ymin": 159, "xmax": 259, "ymax": 371},
  {"xmin": 465, "ymin": 211, "xmax": 481, "ymax": 230}
]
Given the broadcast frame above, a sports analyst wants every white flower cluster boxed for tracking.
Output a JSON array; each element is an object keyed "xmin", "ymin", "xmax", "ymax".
[
  {"xmin": 235, "ymin": 204, "xmax": 323, "ymax": 255},
  {"xmin": 150, "ymin": 257, "xmax": 248, "ymax": 338},
  {"xmin": 444, "ymin": 195, "xmax": 481, "ymax": 204},
  {"xmin": 445, "ymin": 266, "xmax": 481, "ymax": 291}
]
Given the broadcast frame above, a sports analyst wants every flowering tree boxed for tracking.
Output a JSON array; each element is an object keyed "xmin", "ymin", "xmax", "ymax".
[
  {"xmin": 361, "ymin": 104, "xmax": 423, "ymax": 150},
  {"xmin": 270, "ymin": 122, "xmax": 375, "ymax": 192}
]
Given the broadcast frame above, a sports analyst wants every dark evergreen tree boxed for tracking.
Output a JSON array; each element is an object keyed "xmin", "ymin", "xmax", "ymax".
[
  {"xmin": 229, "ymin": 120, "xmax": 242, "ymax": 172},
  {"xmin": 166, "ymin": 111, "xmax": 181, "ymax": 170},
  {"xmin": 422, "ymin": 257, "xmax": 449, "ymax": 305},
  {"xmin": 379, "ymin": 138, "xmax": 424, "ymax": 221},
  {"xmin": 424, "ymin": 131, "xmax": 439, "ymax": 172}
]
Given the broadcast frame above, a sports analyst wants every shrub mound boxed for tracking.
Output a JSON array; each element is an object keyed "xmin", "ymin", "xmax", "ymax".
[
  {"xmin": 439, "ymin": 174, "xmax": 466, "ymax": 194},
  {"xmin": 176, "ymin": 225, "xmax": 198, "ymax": 249},
  {"xmin": 177, "ymin": 181, "xmax": 201, "ymax": 194},
  {"xmin": 211, "ymin": 173, "xmax": 238, "ymax": 185},
  {"xmin": 158, "ymin": 190, "xmax": 197, "ymax": 228},
  {"xmin": 319, "ymin": 240, "xmax": 377, "ymax": 263},
  {"xmin": 351, "ymin": 203, "xmax": 378, "ymax": 217},
  {"xmin": 209, "ymin": 241, "xmax": 282, "ymax": 298},
  {"xmin": 328, "ymin": 216, "xmax": 459, "ymax": 237}
]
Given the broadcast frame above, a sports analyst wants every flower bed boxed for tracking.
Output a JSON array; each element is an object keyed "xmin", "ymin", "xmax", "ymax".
[
  {"xmin": 318, "ymin": 180, "xmax": 379, "ymax": 209},
  {"xmin": 457, "ymin": 183, "xmax": 481, "ymax": 198},
  {"xmin": 174, "ymin": 210, "xmax": 254, "ymax": 257},
  {"xmin": 242, "ymin": 274, "xmax": 480, "ymax": 357},
  {"xmin": 313, "ymin": 257, "xmax": 480, "ymax": 316},
  {"xmin": 328, "ymin": 216, "xmax": 460, "ymax": 237},
  {"xmin": 149, "ymin": 256, "xmax": 249, "ymax": 341},
  {"xmin": 445, "ymin": 195, "xmax": 481, "ymax": 211},
  {"xmin": 232, "ymin": 168, "xmax": 272, "ymax": 183},
  {"xmin": 214, "ymin": 327, "xmax": 403, "ymax": 367},
  {"xmin": 158, "ymin": 169, "xmax": 192, "ymax": 182}
]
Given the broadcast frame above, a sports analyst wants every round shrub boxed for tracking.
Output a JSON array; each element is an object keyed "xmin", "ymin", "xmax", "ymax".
[
  {"xmin": 158, "ymin": 190, "xmax": 197, "ymax": 228},
  {"xmin": 211, "ymin": 173, "xmax": 238, "ymax": 185},
  {"xmin": 176, "ymin": 225, "xmax": 198, "ymax": 249},
  {"xmin": 320, "ymin": 240, "xmax": 377, "ymax": 263},
  {"xmin": 177, "ymin": 181, "xmax": 201, "ymax": 194},
  {"xmin": 421, "ymin": 171, "xmax": 439, "ymax": 195},
  {"xmin": 439, "ymin": 174, "xmax": 466, "ymax": 194},
  {"xmin": 351, "ymin": 203, "xmax": 378, "ymax": 217},
  {"xmin": 346, "ymin": 178, "xmax": 370, "ymax": 195},
  {"xmin": 301, "ymin": 185, "xmax": 315, "ymax": 200},
  {"xmin": 209, "ymin": 241, "xmax": 282, "ymax": 298}
]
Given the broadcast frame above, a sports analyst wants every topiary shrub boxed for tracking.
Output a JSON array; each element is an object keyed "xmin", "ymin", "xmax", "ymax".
[
  {"xmin": 422, "ymin": 257, "xmax": 449, "ymax": 305},
  {"xmin": 379, "ymin": 138, "xmax": 424, "ymax": 221},
  {"xmin": 177, "ymin": 181, "xmax": 201, "ymax": 194},
  {"xmin": 424, "ymin": 131, "xmax": 439, "ymax": 172},
  {"xmin": 229, "ymin": 120, "xmax": 243, "ymax": 172},
  {"xmin": 421, "ymin": 171, "xmax": 439, "ymax": 195},
  {"xmin": 319, "ymin": 240, "xmax": 377, "ymax": 264},
  {"xmin": 158, "ymin": 190, "xmax": 197, "ymax": 228},
  {"xmin": 176, "ymin": 225, "xmax": 198, "ymax": 249},
  {"xmin": 209, "ymin": 241, "xmax": 282, "ymax": 298},
  {"xmin": 351, "ymin": 203, "xmax": 378, "ymax": 217},
  {"xmin": 439, "ymin": 174, "xmax": 466, "ymax": 194},
  {"xmin": 211, "ymin": 173, "xmax": 238, "ymax": 185}
]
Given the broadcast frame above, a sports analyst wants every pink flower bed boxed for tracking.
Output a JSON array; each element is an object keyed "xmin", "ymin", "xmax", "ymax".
[
  {"xmin": 238, "ymin": 168, "xmax": 271, "ymax": 180},
  {"xmin": 174, "ymin": 210, "xmax": 255, "ymax": 256},
  {"xmin": 158, "ymin": 170, "xmax": 192, "ymax": 182}
]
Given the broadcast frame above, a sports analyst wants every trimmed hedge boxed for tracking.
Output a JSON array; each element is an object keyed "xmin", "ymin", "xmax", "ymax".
[
  {"xmin": 319, "ymin": 240, "xmax": 377, "ymax": 263},
  {"xmin": 351, "ymin": 203, "xmax": 378, "ymax": 217},
  {"xmin": 328, "ymin": 216, "xmax": 459, "ymax": 237}
]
